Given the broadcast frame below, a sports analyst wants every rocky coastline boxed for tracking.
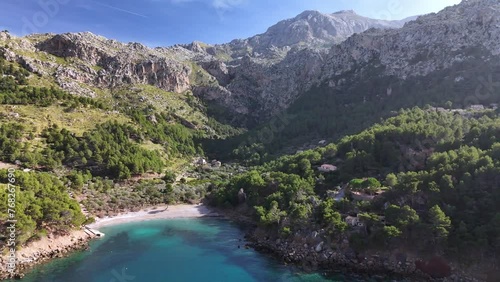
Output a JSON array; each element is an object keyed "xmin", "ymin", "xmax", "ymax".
[
  {"xmin": 242, "ymin": 229, "xmax": 484, "ymax": 282},
  {"xmin": 218, "ymin": 207, "xmax": 484, "ymax": 282},
  {"xmin": 0, "ymin": 230, "xmax": 96, "ymax": 280},
  {"xmin": 249, "ymin": 227, "xmax": 493, "ymax": 282},
  {"xmin": 0, "ymin": 208, "xmax": 488, "ymax": 281}
]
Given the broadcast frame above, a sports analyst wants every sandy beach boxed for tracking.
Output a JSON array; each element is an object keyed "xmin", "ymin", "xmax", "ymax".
[{"xmin": 87, "ymin": 204, "xmax": 219, "ymax": 229}]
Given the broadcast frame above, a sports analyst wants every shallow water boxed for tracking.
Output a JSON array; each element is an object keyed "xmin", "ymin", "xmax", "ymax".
[{"xmin": 13, "ymin": 218, "xmax": 380, "ymax": 282}]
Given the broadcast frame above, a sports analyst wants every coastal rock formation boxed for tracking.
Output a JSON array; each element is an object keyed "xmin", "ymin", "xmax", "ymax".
[
  {"xmin": 415, "ymin": 256, "xmax": 452, "ymax": 278},
  {"xmin": 244, "ymin": 228, "xmax": 481, "ymax": 281},
  {"xmin": 0, "ymin": 230, "xmax": 96, "ymax": 280}
]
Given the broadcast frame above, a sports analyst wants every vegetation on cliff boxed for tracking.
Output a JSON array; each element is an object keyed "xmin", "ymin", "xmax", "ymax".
[
  {"xmin": 208, "ymin": 108, "xmax": 500, "ymax": 266},
  {"xmin": 0, "ymin": 49, "xmax": 221, "ymax": 249},
  {"xmin": 0, "ymin": 171, "xmax": 86, "ymax": 245}
]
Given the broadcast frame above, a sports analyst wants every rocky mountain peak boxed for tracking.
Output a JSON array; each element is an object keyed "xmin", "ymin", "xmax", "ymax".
[
  {"xmin": 321, "ymin": 0, "xmax": 500, "ymax": 83},
  {"xmin": 245, "ymin": 9, "xmax": 409, "ymax": 51},
  {"xmin": 295, "ymin": 10, "xmax": 324, "ymax": 19}
]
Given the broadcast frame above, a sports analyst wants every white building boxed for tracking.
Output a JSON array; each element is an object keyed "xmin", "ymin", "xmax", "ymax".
[
  {"xmin": 318, "ymin": 164, "xmax": 337, "ymax": 172},
  {"xmin": 469, "ymin": 104, "xmax": 485, "ymax": 111}
]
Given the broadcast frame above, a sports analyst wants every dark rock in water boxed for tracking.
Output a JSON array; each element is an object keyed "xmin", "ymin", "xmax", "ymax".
[{"xmin": 415, "ymin": 256, "xmax": 451, "ymax": 278}]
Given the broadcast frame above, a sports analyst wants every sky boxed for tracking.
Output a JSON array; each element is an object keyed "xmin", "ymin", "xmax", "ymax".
[{"xmin": 0, "ymin": 0, "xmax": 462, "ymax": 47}]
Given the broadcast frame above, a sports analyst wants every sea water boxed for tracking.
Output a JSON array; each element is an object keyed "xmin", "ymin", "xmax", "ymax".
[{"xmin": 14, "ymin": 218, "xmax": 376, "ymax": 282}]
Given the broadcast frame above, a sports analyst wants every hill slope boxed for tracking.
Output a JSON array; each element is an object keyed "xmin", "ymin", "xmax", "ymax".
[{"xmin": 228, "ymin": 0, "xmax": 500, "ymax": 159}]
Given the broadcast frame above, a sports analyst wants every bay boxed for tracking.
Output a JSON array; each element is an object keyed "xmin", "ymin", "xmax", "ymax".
[{"xmin": 14, "ymin": 218, "xmax": 376, "ymax": 282}]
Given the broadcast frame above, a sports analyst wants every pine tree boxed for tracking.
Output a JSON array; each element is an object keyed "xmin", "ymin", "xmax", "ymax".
[{"xmin": 429, "ymin": 205, "xmax": 452, "ymax": 241}]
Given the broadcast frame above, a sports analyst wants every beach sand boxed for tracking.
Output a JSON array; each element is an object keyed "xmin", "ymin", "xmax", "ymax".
[{"xmin": 87, "ymin": 204, "xmax": 218, "ymax": 229}]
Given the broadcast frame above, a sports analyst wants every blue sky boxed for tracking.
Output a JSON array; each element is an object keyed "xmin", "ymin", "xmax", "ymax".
[{"xmin": 0, "ymin": 0, "xmax": 461, "ymax": 47}]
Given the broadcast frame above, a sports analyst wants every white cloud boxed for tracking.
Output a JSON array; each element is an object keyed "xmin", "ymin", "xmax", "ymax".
[
  {"xmin": 167, "ymin": 0, "xmax": 246, "ymax": 11},
  {"xmin": 212, "ymin": 0, "xmax": 246, "ymax": 10}
]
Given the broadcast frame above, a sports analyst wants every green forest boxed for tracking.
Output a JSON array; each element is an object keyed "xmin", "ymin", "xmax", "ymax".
[
  {"xmin": 208, "ymin": 108, "xmax": 500, "ymax": 263},
  {"xmin": 1, "ymin": 39, "xmax": 499, "ymax": 277},
  {"xmin": 0, "ymin": 56, "xmax": 205, "ymax": 247},
  {"xmin": 0, "ymin": 171, "xmax": 86, "ymax": 244}
]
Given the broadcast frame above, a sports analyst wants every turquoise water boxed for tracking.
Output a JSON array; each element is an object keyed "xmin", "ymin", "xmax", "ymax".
[{"xmin": 14, "ymin": 218, "xmax": 370, "ymax": 282}]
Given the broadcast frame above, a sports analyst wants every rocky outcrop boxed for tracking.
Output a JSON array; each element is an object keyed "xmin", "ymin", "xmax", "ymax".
[
  {"xmin": 0, "ymin": 229, "xmax": 96, "ymax": 280},
  {"xmin": 243, "ymin": 227, "xmax": 481, "ymax": 281},
  {"xmin": 194, "ymin": 46, "xmax": 326, "ymax": 124},
  {"xmin": 36, "ymin": 33, "xmax": 114, "ymax": 66},
  {"xmin": 237, "ymin": 188, "xmax": 247, "ymax": 204},
  {"xmin": 37, "ymin": 33, "xmax": 193, "ymax": 93},
  {"xmin": 200, "ymin": 60, "xmax": 231, "ymax": 86},
  {"xmin": 321, "ymin": 0, "xmax": 500, "ymax": 82}
]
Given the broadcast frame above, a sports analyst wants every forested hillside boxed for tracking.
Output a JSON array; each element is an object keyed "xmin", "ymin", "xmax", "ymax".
[
  {"xmin": 0, "ymin": 172, "xmax": 86, "ymax": 245},
  {"xmin": 208, "ymin": 108, "xmax": 500, "ymax": 271},
  {"xmin": 0, "ymin": 42, "xmax": 235, "ymax": 248},
  {"xmin": 1, "ymin": 1, "xmax": 499, "ymax": 279},
  {"xmin": 223, "ymin": 55, "xmax": 500, "ymax": 162}
]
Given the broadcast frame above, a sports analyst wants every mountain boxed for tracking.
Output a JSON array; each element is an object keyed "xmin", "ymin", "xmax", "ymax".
[
  {"xmin": 225, "ymin": 0, "xmax": 500, "ymax": 157},
  {"xmin": 321, "ymin": 0, "xmax": 500, "ymax": 81},
  {"xmin": 221, "ymin": 10, "xmax": 411, "ymax": 54},
  {"xmin": 1, "ymin": 2, "xmax": 500, "ymax": 280},
  {"xmin": 206, "ymin": 0, "xmax": 500, "ymax": 128},
  {"xmin": 0, "ymin": 10, "xmax": 414, "ymax": 127},
  {"xmin": 2, "ymin": 0, "xmax": 499, "ymax": 147},
  {"xmin": 195, "ymin": 10, "xmax": 414, "ymax": 124}
]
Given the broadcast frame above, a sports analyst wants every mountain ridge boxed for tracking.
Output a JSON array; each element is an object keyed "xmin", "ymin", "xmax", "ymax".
[
  {"xmin": 1, "ymin": 2, "xmax": 500, "ymax": 281},
  {"xmin": 3, "ymin": 0, "xmax": 498, "ymax": 130},
  {"xmin": 0, "ymin": 8, "xmax": 418, "ymax": 126},
  {"xmin": 224, "ymin": 9, "xmax": 412, "ymax": 53}
]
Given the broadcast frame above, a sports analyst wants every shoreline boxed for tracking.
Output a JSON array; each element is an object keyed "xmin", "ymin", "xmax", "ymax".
[
  {"xmin": 222, "ymin": 211, "xmax": 484, "ymax": 282},
  {"xmin": 0, "ymin": 204, "xmax": 484, "ymax": 281},
  {"xmin": 0, "ymin": 229, "xmax": 96, "ymax": 280},
  {"xmin": 0, "ymin": 204, "xmax": 219, "ymax": 280},
  {"xmin": 87, "ymin": 204, "xmax": 220, "ymax": 229}
]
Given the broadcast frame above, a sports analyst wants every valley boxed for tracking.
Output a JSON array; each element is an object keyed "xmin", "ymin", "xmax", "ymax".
[{"xmin": 0, "ymin": 0, "xmax": 499, "ymax": 281}]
